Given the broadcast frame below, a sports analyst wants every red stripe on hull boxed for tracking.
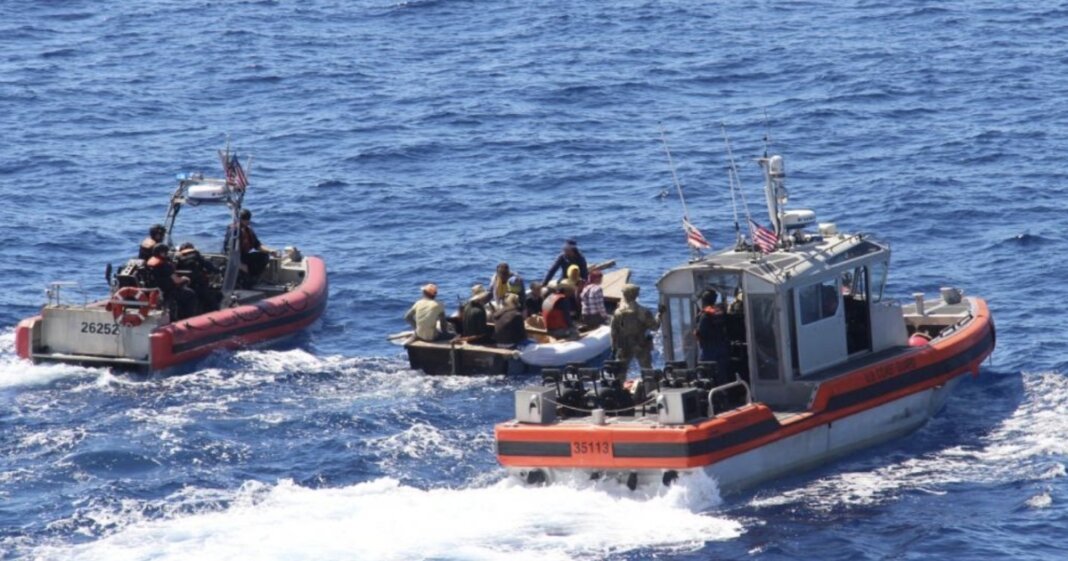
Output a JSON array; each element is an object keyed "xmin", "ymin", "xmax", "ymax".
[
  {"xmin": 150, "ymin": 256, "xmax": 329, "ymax": 370},
  {"xmin": 496, "ymin": 298, "xmax": 994, "ymax": 471}
]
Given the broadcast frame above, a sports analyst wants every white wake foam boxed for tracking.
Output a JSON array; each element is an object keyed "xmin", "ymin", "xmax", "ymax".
[{"xmin": 33, "ymin": 475, "xmax": 741, "ymax": 561}]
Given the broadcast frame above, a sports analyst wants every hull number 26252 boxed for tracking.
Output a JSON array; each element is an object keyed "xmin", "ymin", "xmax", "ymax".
[{"xmin": 81, "ymin": 322, "xmax": 120, "ymax": 335}]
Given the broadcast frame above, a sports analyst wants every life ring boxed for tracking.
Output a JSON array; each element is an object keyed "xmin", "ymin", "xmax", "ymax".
[{"xmin": 106, "ymin": 287, "xmax": 160, "ymax": 326}]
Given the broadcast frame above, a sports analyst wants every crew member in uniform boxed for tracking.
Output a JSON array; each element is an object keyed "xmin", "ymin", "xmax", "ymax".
[
  {"xmin": 237, "ymin": 209, "xmax": 273, "ymax": 288},
  {"xmin": 139, "ymin": 224, "xmax": 166, "ymax": 260},
  {"xmin": 176, "ymin": 242, "xmax": 220, "ymax": 314},
  {"xmin": 610, "ymin": 284, "xmax": 660, "ymax": 371},
  {"xmin": 146, "ymin": 244, "xmax": 197, "ymax": 320},
  {"xmin": 695, "ymin": 290, "xmax": 730, "ymax": 378}
]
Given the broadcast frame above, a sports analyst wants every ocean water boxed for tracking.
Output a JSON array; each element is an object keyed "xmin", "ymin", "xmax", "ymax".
[{"xmin": 1, "ymin": 1, "xmax": 1066, "ymax": 559}]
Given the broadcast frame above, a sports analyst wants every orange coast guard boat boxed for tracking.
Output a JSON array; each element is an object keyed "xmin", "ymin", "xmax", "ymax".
[
  {"xmin": 15, "ymin": 148, "xmax": 328, "ymax": 372},
  {"xmin": 495, "ymin": 152, "xmax": 995, "ymax": 493}
]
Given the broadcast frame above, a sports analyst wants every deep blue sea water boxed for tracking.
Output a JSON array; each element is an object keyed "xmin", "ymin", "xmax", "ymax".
[{"xmin": 1, "ymin": 1, "xmax": 1066, "ymax": 559}]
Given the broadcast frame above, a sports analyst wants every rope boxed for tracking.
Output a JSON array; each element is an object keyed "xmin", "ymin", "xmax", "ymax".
[{"xmin": 543, "ymin": 395, "xmax": 658, "ymax": 415}]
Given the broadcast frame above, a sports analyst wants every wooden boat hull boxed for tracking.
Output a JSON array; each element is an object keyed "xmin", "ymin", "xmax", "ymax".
[
  {"xmin": 406, "ymin": 327, "xmax": 613, "ymax": 376},
  {"xmin": 495, "ymin": 298, "xmax": 995, "ymax": 492},
  {"xmin": 16, "ymin": 256, "xmax": 328, "ymax": 372}
]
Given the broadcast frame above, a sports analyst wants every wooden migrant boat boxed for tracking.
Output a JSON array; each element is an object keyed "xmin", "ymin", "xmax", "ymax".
[
  {"xmin": 403, "ymin": 266, "xmax": 631, "ymax": 376},
  {"xmin": 15, "ymin": 148, "xmax": 328, "ymax": 372}
]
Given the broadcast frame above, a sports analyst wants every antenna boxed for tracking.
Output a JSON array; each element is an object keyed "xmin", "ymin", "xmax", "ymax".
[
  {"xmin": 720, "ymin": 124, "xmax": 743, "ymax": 247},
  {"xmin": 762, "ymin": 109, "xmax": 772, "ymax": 158},
  {"xmin": 658, "ymin": 123, "xmax": 690, "ymax": 219}
]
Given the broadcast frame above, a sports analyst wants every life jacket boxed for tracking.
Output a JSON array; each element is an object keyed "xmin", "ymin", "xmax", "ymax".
[{"xmin": 542, "ymin": 294, "xmax": 569, "ymax": 330}]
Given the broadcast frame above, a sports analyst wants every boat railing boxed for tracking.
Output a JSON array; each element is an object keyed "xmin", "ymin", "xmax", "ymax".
[
  {"xmin": 45, "ymin": 281, "xmax": 88, "ymax": 307},
  {"xmin": 707, "ymin": 377, "xmax": 752, "ymax": 417}
]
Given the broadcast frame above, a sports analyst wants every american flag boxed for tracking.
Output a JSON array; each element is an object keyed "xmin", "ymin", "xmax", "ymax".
[
  {"xmin": 683, "ymin": 217, "xmax": 711, "ymax": 249},
  {"xmin": 225, "ymin": 153, "xmax": 249, "ymax": 191},
  {"xmin": 749, "ymin": 218, "xmax": 778, "ymax": 253}
]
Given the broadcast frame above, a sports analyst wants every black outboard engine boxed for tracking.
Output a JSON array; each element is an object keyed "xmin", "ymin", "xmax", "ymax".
[
  {"xmin": 595, "ymin": 360, "xmax": 634, "ymax": 415},
  {"xmin": 662, "ymin": 362, "xmax": 693, "ymax": 389},
  {"xmin": 546, "ymin": 365, "xmax": 589, "ymax": 418},
  {"xmin": 116, "ymin": 259, "xmax": 148, "ymax": 288}
]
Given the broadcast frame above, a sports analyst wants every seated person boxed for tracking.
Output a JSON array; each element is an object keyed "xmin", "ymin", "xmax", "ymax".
[
  {"xmin": 524, "ymin": 282, "xmax": 544, "ymax": 319},
  {"xmin": 146, "ymin": 244, "xmax": 197, "ymax": 320},
  {"xmin": 461, "ymin": 285, "xmax": 494, "ymax": 343},
  {"xmin": 492, "ymin": 294, "xmax": 527, "ymax": 348},
  {"xmin": 580, "ymin": 270, "xmax": 609, "ymax": 328},
  {"xmin": 542, "ymin": 284, "xmax": 578, "ymax": 340},
  {"xmin": 139, "ymin": 224, "xmax": 166, "ymax": 260},
  {"xmin": 404, "ymin": 284, "xmax": 450, "ymax": 342},
  {"xmin": 176, "ymin": 242, "xmax": 220, "ymax": 314},
  {"xmin": 236, "ymin": 208, "xmax": 273, "ymax": 288}
]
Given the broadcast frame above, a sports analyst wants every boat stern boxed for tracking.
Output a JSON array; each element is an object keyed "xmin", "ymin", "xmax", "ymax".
[{"xmin": 24, "ymin": 304, "xmax": 168, "ymax": 369}]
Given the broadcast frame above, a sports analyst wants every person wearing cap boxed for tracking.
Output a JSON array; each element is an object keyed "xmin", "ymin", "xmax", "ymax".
[
  {"xmin": 404, "ymin": 284, "xmax": 450, "ymax": 342},
  {"xmin": 542, "ymin": 239, "xmax": 588, "ymax": 285},
  {"xmin": 236, "ymin": 208, "xmax": 273, "ymax": 288},
  {"xmin": 695, "ymin": 289, "xmax": 729, "ymax": 377},
  {"xmin": 524, "ymin": 281, "xmax": 544, "ymax": 320},
  {"xmin": 139, "ymin": 224, "xmax": 167, "ymax": 260},
  {"xmin": 610, "ymin": 284, "xmax": 661, "ymax": 371},
  {"xmin": 461, "ymin": 284, "xmax": 493, "ymax": 343},
  {"xmin": 146, "ymin": 244, "xmax": 197, "ymax": 320},
  {"xmin": 492, "ymin": 293, "xmax": 527, "ymax": 348},
  {"xmin": 176, "ymin": 242, "xmax": 220, "ymax": 313},
  {"xmin": 580, "ymin": 269, "xmax": 610, "ymax": 328}
]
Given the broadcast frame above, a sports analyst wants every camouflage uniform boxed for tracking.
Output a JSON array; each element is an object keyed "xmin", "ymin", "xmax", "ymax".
[{"xmin": 610, "ymin": 284, "xmax": 660, "ymax": 369}]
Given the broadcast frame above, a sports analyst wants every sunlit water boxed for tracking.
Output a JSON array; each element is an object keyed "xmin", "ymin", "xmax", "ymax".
[{"xmin": 2, "ymin": 1, "xmax": 1066, "ymax": 559}]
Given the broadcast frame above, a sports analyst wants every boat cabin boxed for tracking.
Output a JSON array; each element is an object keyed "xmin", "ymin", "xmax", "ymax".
[{"xmin": 657, "ymin": 156, "xmax": 908, "ymax": 409}]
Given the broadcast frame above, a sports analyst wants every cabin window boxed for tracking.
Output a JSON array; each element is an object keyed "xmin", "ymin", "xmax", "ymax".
[
  {"xmin": 871, "ymin": 261, "xmax": 888, "ymax": 302},
  {"xmin": 748, "ymin": 293, "xmax": 780, "ymax": 381},
  {"xmin": 668, "ymin": 296, "xmax": 693, "ymax": 362},
  {"xmin": 798, "ymin": 278, "xmax": 839, "ymax": 325}
]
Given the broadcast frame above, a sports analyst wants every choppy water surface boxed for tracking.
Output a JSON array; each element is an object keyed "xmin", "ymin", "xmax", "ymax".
[{"xmin": 1, "ymin": 1, "xmax": 1066, "ymax": 559}]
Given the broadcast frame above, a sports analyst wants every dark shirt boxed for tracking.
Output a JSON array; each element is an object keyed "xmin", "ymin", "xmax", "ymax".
[
  {"xmin": 147, "ymin": 258, "xmax": 178, "ymax": 296},
  {"xmin": 542, "ymin": 250, "xmax": 588, "ymax": 285},
  {"xmin": 238, "ymin": 224, "xmax": 262, "ymax": 255},
  {"xmin": 492, "ymin": 308, "xmax": 527, "ymax": 346},
  {"xmin": 696, "ymin": 306, "xmax": 728, "ymax": 358},
  {"xmin": 461, "ymin": 301, "xmax": 491, "ymax": 337},
  {"xmin": 524, "ymin": 293, "xmax": 543, "ymax": 318},
  {"xmin": 177, "ymin": 250, "xmax": 218, "ymax": 273}
]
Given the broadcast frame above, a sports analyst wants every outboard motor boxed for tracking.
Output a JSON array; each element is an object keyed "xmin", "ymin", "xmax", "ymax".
[
  {"xmin": 553, "ymin": 365, "xmax": 590, "ymax": 417},
  {"xmin": 595, "ymin": 361, "xmax": 634, "ymax": 416}
]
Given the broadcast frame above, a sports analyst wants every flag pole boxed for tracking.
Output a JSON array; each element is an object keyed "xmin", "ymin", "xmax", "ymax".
[{"xmin": 657, "ymin": 124, "xmax": 704, "ymax": 258}]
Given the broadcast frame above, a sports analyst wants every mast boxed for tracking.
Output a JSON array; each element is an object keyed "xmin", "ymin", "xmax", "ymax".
[{"xmin": 759, "ymin": 154, "xmax": 786, "ymax": 241}]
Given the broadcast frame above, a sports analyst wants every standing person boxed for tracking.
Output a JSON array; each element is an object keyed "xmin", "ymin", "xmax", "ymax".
[
  {"xmin": 610, "ymin": 284, "xmax": 661, "ymax": 371},
  {"xmin": 492, "ymin": 294, "xmax": 528, "ymax": 348},
  {"xmin": 176, "ymin": 242, "xmax": 220, "ymax": 314},
  {"xmin": 139, "ymin": 224, "xmax": 166, "ymax": 260},
  {"xmin": 404, "ymin": 284, "xmax": 450, "ymax": 342},
  {"xmin": 580, "ymin": 270, "xmax": 610, "ymax": 328},
  {"xmin": 145, "ymin": 244, "xmax": 197, "ymax": 320},
  {"xmin": 461, "ymin": 285, "xmax": 493, "ymax": 342},
  {"xmin": 542, "ymin": 239, "xmax": 588, "ymax": 285},
  {"xmin": 695, "ymin": 290, "xmax": 730, "ymax": 377},
  {"xmin": 236, "ymin": 208, "xmax": 273, "ymax": 288}
]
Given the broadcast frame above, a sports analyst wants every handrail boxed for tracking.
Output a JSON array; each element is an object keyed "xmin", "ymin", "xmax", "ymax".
[{"xmin": 707, "ymin": 377, "xmax": 753, "ymax": 417}]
